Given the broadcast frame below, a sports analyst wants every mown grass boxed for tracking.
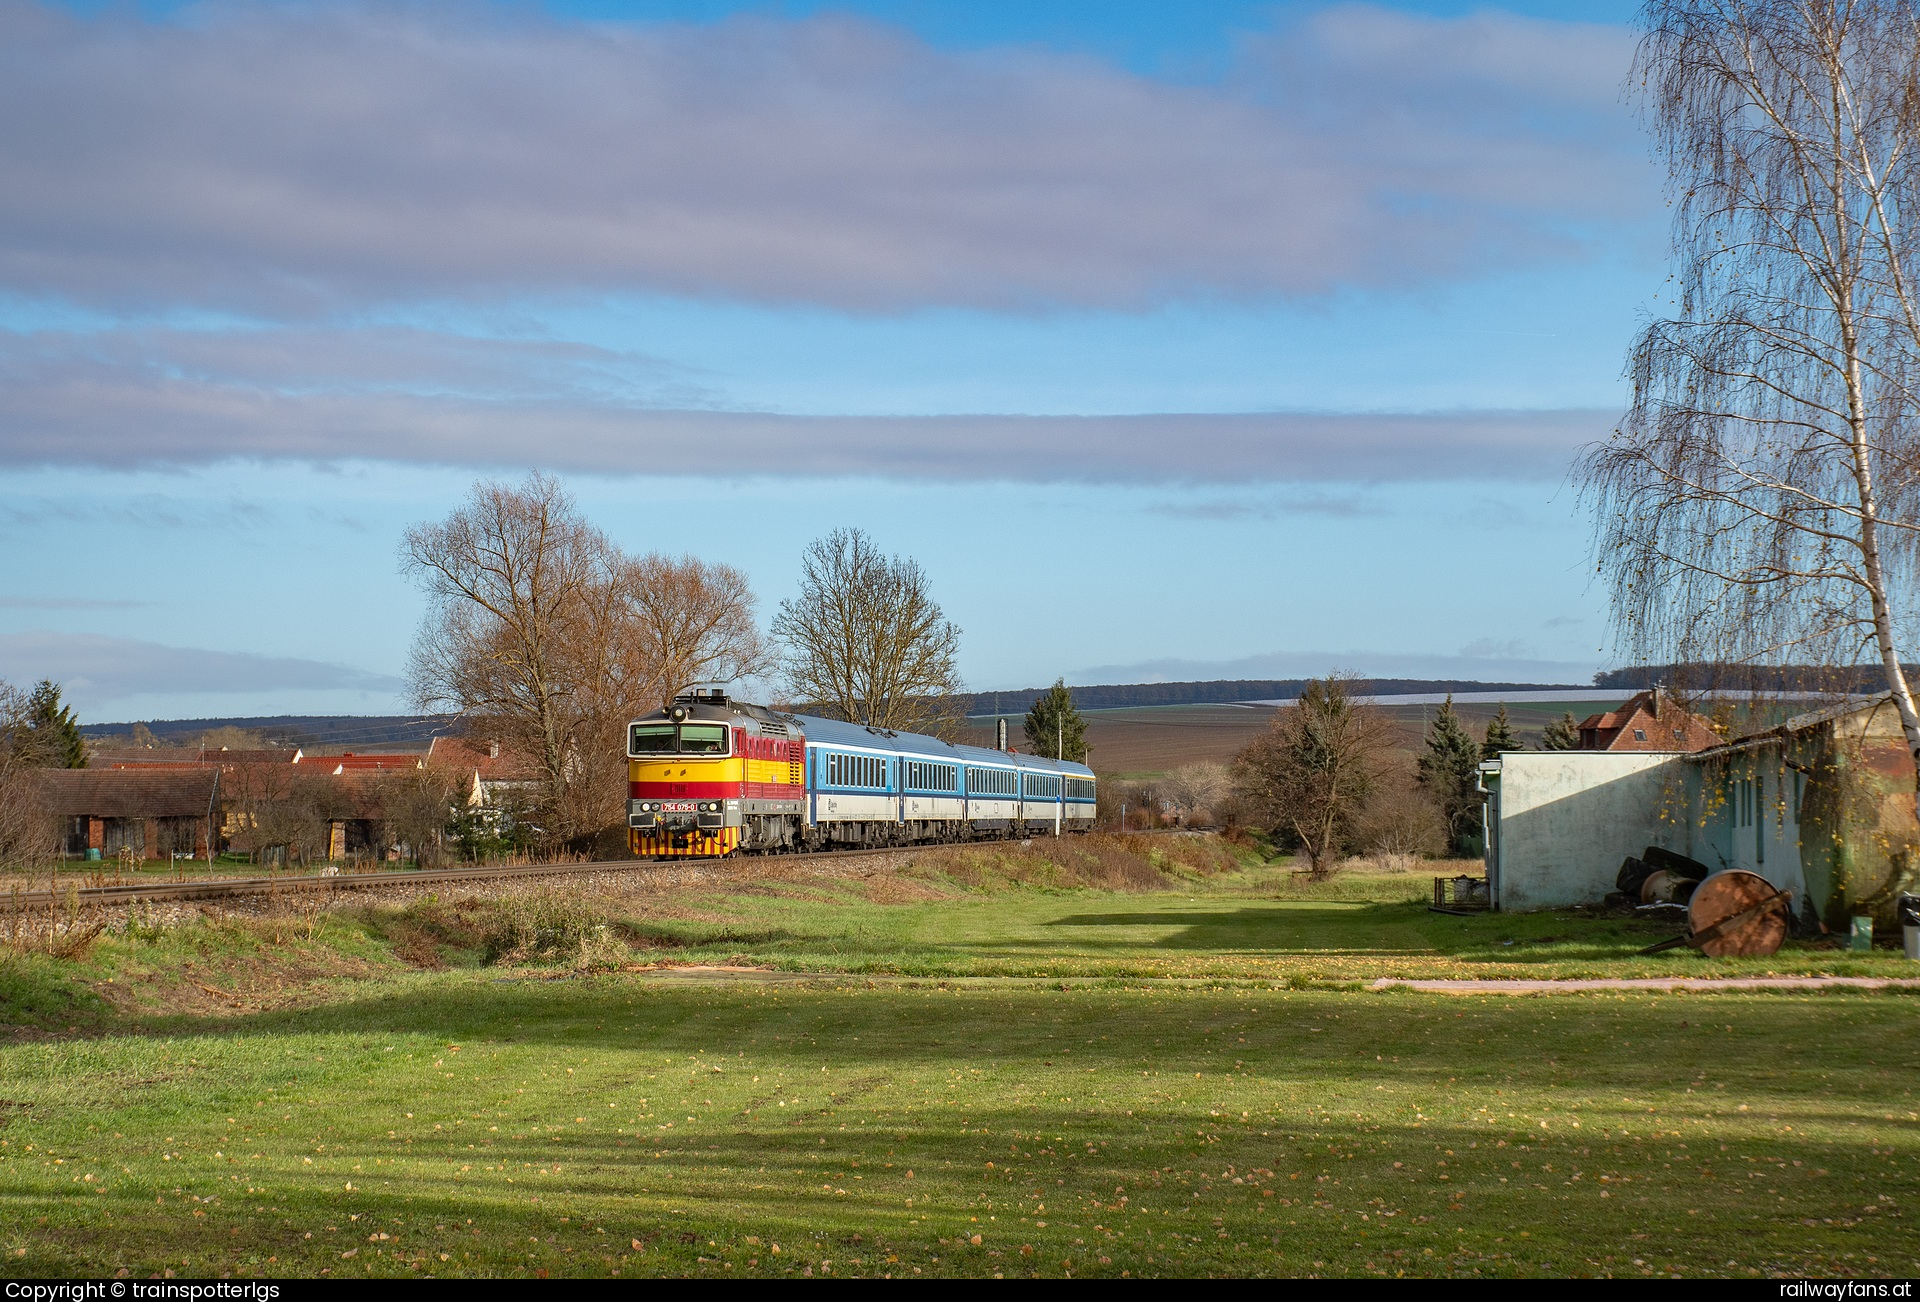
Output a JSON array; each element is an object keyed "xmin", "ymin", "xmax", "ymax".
[
  {"xmin": 2, "ymin": 836, "xmax": 1918, "ymax": 1279},
  {"xmin": 1, "ymin": 979, "xmax": 1918, "ymax": 1279},
  {"xmin": 503, "ymin": 847, "xmax": 1920, "ymax": 983}
]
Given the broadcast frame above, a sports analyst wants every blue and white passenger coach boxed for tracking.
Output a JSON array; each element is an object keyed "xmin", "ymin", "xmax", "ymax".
[{"xmin": 627, "ymin": 690, "xmax": 1096, "ymax": 857}]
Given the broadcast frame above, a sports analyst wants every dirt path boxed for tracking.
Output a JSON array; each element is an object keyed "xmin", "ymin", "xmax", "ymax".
[
  {"xmin": 1369, "ymin": 976, "xmax": 1920, "ymax": 993},
  {"xmin": 611, "ymin": 967, "xmax": 1920, "ymax": 993}
]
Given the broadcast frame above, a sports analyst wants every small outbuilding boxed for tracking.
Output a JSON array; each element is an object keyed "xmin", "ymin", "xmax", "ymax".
[
  {"xmin": 1480, "ymin": 692, "xmax": 1920, "ymax": 926},
  {"xmin": 33, "ymin": 768, "xmax": 221, "ymax": 860}
]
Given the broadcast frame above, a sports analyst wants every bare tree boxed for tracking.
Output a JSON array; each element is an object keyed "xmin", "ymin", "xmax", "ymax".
[
  {"xmin": 404, "ymin": 473, "xmax": 776, "ymax": 845},
  {"xmin": 1163, "ymin": 762, "xmax": 1231, "ymax": 824},
  {"xmin": 1580, "ymin": 0, "xmax": 1920, "ymax": 813},
  {"xmin": 381, "ymin": 766, "xmax": 459, "ymax": 869},
  {"xmin": 771, "ymin": 528, "xmax": 965, "ymax": 734},
  {"xmin": 0, "ymin": 680, "xmax": 58, "ymax": 871},
  {"xmin": 403, "ymin": 472, "xmax": 612, "ymax": 833},
  {"xmin": 612, "ymin": 553, "xmax": 772, "ymax": 701},
  {"xmin": 1353, "ymin": 777, "xmax": 1450, "ymax": 862},
  {"xmin": 1233, "ymin": 675, "xmax": 1393, "ymax": 878}
]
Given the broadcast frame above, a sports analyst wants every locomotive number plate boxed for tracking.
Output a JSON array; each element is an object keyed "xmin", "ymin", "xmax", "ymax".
[{"xmin": 658, "ymin": 800, "xmax": 696, "ymax": 812}]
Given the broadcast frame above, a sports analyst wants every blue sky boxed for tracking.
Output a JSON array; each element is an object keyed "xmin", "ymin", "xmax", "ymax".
[{"xmin": 0, "ymin": 0, "xmax": 1665, "ymax": 721}]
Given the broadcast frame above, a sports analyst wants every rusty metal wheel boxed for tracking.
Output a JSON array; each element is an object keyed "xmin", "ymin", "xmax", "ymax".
[{"xmin": 1687, "ymin": 869, "xmax": 1791, "ymax": 957}]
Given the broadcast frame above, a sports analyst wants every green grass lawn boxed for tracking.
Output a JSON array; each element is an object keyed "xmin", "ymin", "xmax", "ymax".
[
  {"xmin": 586, "ymin": 852, "xmax": 1920, "ymax": 982},
  {"xmin": 2, "ymin": 839, "xmax": 1919, "ymax": 1279},
  {"xmin": 3, "ymin": 979, "xmax": 1918, "ymax": 1279}
]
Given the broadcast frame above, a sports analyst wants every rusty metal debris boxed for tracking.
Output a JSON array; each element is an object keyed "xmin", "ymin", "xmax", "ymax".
[
  {"xmin": 1640, "ymin": 868, "xmax": 1792, "ymax": 957},
  {"xmin": 1430, "ymin": 875, "xmax": 1491, "ymax": 915},
  {"xmin": 1609, "ymin": 846, "xmax": 1711, "ymax": 910}
]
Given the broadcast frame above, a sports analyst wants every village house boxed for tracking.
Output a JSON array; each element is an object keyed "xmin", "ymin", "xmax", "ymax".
[
  {"xmin": 426, "ymin": 736, "xmax": 540, "ymax": 810},
  {"xmin": 1572, "ymin": 686, "xmax": 1721, "ymax": 751}
]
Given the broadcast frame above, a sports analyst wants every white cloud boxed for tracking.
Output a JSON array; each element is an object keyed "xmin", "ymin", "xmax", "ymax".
[
  {"xmin": 0, "ymin": 1, "xmax": 1648, "ymax": 314},
  {"xmin": 0, "ymin": 324, "xmax": 1614, "ymax": 480},
  {"xmin": 0, "ymin": 631, "xmax": 404, "ymax": 714}
]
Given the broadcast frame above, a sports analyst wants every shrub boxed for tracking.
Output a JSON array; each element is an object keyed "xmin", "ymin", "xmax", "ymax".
[{"xmin": 479, "ymin": 890, "xmax": 610, "ymax": 964}]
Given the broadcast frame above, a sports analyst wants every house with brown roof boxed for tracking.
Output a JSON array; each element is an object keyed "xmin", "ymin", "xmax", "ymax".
[
  {"xmin": 1575, "ymin": 686, "xmax": 1720, "ymax": 752},
  {"xmin": 426, "ymin": 736, "xmax": 540, "ymax": 809},
  {"xmin": 32, "ymin": 768, "xmax": 220, "ymax": 860},
  {"xmin": 92, "ymin": 747, "xmax": 301, "ymax": 769}
]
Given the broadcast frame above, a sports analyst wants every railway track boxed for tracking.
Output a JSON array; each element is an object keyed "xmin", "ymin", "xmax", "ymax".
[{"xmin": 0, "ymin": 843, "xmax": 928, "ymax": 911}]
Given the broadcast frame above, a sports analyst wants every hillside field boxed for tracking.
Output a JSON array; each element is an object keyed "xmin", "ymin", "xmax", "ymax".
[{"xmin": 964, "ymin": 699, "xmax": 1630, "ymax": 778}]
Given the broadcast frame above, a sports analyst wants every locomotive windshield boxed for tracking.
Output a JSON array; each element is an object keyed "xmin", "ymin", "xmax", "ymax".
[
  {"xmin": 679, "ymin": 724, "xmax": 729, "ymax": 753},
  {"xmin": 629, "ymin": 724, "xmax": 676, "ymax": 755},
  {"xmin": 628, "ymin": 722, "xmax": 732, "ymax": 756}
]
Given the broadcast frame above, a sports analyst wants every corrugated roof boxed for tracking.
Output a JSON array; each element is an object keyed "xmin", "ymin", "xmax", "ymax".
[
  {"xmin": 30, "ymin": 768, "xmax": 219, "ymax": 818},
  {"xmin": 1688, "ymin": 692, "xmax": 1897, "ymax": 761}
]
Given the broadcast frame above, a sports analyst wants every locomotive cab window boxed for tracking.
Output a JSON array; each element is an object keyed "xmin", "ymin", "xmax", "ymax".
[
  {"xmin": 629, "ymin": 724, "xmax": 677, "ymax": 755},
  {"xmin": 628, "ymin": 722, "xmax": 731, "ymax": 756},
  {"xmin": 679, "ymin": 724, "xmax": 729, "ymax": 754}
]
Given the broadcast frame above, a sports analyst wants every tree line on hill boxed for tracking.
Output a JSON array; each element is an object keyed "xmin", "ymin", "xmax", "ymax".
[
  {"xmin": 1592, "ymin": 663, "xmax": 1920, "ymax": 695},
  {"xmin": 959, "ymin": 676, "xmax": 1588, "ymax": 717}
]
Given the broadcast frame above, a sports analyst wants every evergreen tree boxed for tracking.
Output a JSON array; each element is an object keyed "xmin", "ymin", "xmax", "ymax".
[
  {"xmin": 1416, "ymin": 694, "xmax": 1482, "ymax": 851},
  {"xmin": 24, "ymin": 679, "xmax": 86, "ymax": 768},
  {"xmin": 1023, "ymin": 679, "xmax": 1087, "ymax": 760},
  {"xmin": 1541, "ymin": 711, "xmax": 1581, "ymax": 751},
  {"xmin": 1481, "ymin": 703, "xmax": 1520, "ymax": 759}
]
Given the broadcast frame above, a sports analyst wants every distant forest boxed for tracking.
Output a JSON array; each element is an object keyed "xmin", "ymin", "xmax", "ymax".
[
  {"xmin": 80, "ymin": 714, "xmax": 459, "ymax": 748},
  {"xmin": 1593, "ymin": 664, "xmax": 1920, "ymax": 693},
  {"xmin": 79, "ymin": 677, "xmax": 1601, "ymax": 745},
  {"xmin": 958, "ymin": 677, "xmax": 1590, "ymax": 716}
]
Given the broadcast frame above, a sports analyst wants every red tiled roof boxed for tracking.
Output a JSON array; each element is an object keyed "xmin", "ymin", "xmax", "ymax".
[
  {"xmin": 293, "ymin": 753, "xmax": 422, "ymax": 774},
  {"xmin": 90, "ymin": 748, "xmax": 301, "ymax": 769},
  {"xmin": 427, "ymin": 736, "xmax": 540, "ymax": 781},
  {"xmin": 1576, "ymin": 688, "xmax": 1720, "ymax": 752}
]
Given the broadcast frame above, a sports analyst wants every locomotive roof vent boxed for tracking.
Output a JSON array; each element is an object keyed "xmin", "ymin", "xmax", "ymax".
[{"xmin": 675, "ymin": 686, "xmax": 730, "ymax": 706}]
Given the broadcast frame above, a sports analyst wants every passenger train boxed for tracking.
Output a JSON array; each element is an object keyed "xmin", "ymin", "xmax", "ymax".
[{"xmin": 627, "ymin": 688, "xmax": 1096, "ymax": 857}]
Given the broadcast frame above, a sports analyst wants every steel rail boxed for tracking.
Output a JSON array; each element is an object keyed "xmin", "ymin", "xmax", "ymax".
[{"xmin": 0, "ymin": 843, "xmax": 932, "ymax": 911}]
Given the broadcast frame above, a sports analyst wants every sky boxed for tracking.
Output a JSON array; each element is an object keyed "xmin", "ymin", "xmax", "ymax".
[{"xmin": 0, "ymin": 0, "xmax": 1669, "ymax": 722}]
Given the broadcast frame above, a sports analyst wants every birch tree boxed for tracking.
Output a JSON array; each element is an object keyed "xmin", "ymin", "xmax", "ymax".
[{"xmin": 1580, "ymin": 0, "xmax": 1920, "ymax": 813}]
